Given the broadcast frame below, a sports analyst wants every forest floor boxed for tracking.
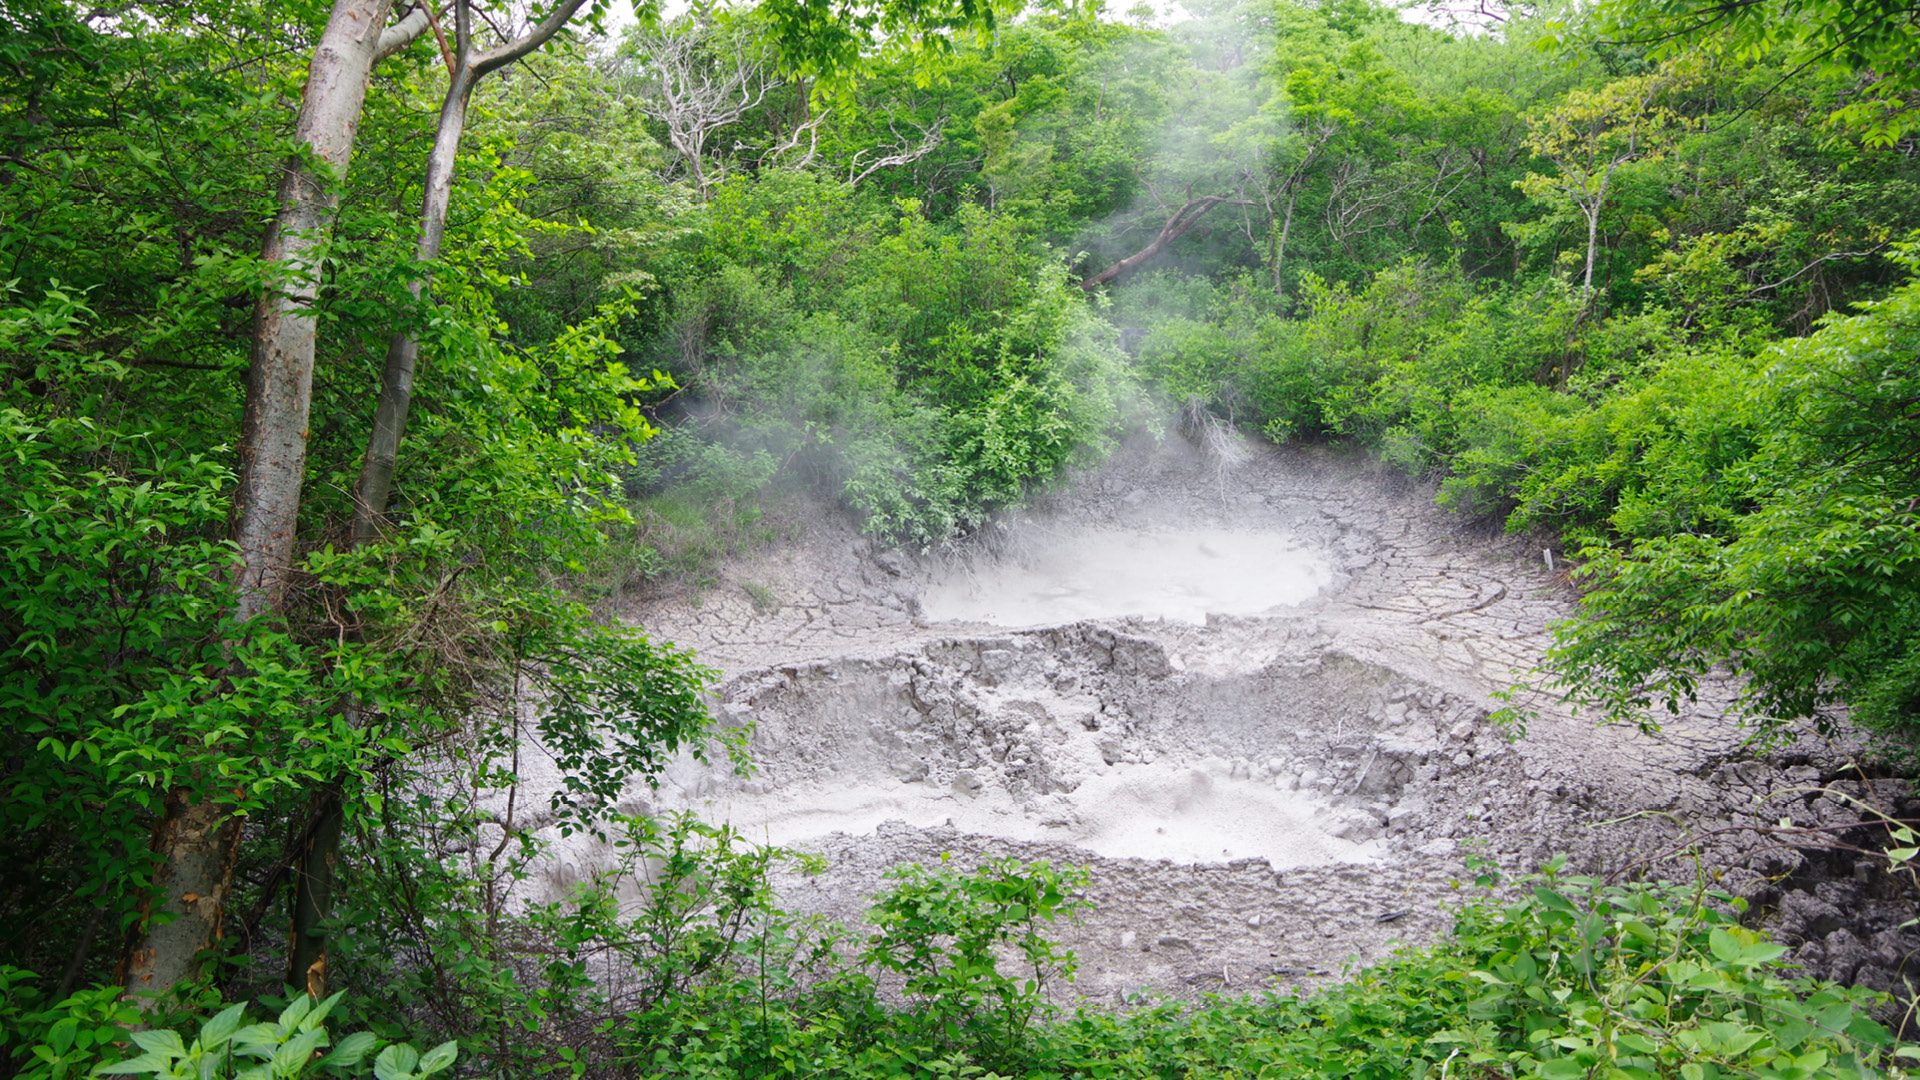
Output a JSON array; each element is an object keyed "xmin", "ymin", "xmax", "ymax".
[{"xmin": 540, "ymin": 429, "xmax": 1918, "ymax": 1005}]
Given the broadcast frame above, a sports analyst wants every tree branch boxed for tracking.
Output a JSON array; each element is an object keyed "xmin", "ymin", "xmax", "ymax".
[
  {"xmin": 375, "ymin": 3, "xmax": 433, "ymax": 64},
  {"xmin": 1079, "ymin": 194, "xmax": 1249, "ymax": 290},
  {"xmin": 472, "ymin": 0, "xmax": 591, "ymax": 78}
]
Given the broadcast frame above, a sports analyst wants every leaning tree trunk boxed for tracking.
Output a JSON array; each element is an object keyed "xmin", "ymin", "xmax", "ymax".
[
  {"xmin": 1080, "ymin": 195, "xmax": 1240, "ymax": 291},
  {"xmin": 1271, "ymin": 194, "xmax": 1296, "ymax": 302},
  {"xmin": 350, "ymin": 0, "xmax": 587, "ymax": 547},
  {"xmin": 123, "ymin": 0, "xmax": 425, "ymax": 1000},
  {"xmin": 289, "ymin": 0, "xmax": 588, "ymax": 997}
]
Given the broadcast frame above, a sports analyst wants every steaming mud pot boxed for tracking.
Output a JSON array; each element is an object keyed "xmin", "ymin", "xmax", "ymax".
[
  {"xmin": 918, "ymin": 525, "xmax": 1333, "ymax": 626},
  {"xmin": 547, "ymin": 434, "xmax": 1919, "ymax": 1002}
]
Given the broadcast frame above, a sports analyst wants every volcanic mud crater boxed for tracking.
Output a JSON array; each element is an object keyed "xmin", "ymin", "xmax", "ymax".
[{"xmin": 538, "ymin": 434, "xmax": 1920, "ymax": 1003}]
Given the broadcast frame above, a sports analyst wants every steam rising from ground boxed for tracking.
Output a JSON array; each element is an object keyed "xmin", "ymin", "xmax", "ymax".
[{"xmin": 921, "ymin": 525, "xmax": 1333, "ymax": 626}]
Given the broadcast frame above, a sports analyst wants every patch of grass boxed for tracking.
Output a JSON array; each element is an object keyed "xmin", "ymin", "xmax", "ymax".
[
  {"xmin": 584, "ymin": 488, "xmax": 778, "ymax": 600},
  {"xmin": 740, "ymin": 580, "xmax": 780, "ymax": 614}
]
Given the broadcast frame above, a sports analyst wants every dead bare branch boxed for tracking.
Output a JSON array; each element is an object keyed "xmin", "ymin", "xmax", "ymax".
[
  {"xmin": 848, "ymin": 114, "xmax": 945, "ymax": 186},
  {"xmin": 619, "ymin": 18, "xmax": 773, "ymax": 200}
]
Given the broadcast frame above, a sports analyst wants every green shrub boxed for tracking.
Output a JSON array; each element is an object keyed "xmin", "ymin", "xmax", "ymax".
[
  {"xmin": 0, "ymin": 975, "xmax": 454, "ymax": 1080},
  {"xmin": 1022, "ymin": 867, "xmax": 1900, "ymax": 1078},
  {"xmin": 565, "ymin": 820, "xmax": 1905, "ymax": 1080},
  {"xmin": 860, "ymin": 857, "xmax": 1090, "ymax": 1069},
  {"xmin": 1549, "ymin": 258, "xmax": 1920, "ymax": 743},
  {"xmin": 647, "ymin": 193, "xmax": 1133, "ymax": 546},
  {"xmin": 14, "ymin": 851, "xmax": 1901, "ymax": 1080},
  {"xmin": 1, "ymin": 970, "xmax": 140, "ymax": 1080},
  {"xmin": 1131, "ymin": 262, "xmax": 1578, "ymax": 468}
]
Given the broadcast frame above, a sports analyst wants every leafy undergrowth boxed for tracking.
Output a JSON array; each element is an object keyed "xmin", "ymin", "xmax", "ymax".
[
  {"xmin": 613, "ymin": 857, "xmax": 1907, "ymax": 1079},
  {"xmin": 5, "ymin": 848, "xmax": 1909, "ymax": 1079}
]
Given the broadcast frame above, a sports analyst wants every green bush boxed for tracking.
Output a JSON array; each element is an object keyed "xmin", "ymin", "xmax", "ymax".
[
  {"xmin": 1129, "ymin": 262, "xmax": 1578, "ymax": 469},
  {"xmin": 1549, "ymin": 257, "xmax": 1920, "ymax": 743},
  {"xmin": 647, "ymin": 191, "xmax": 1134, "ymax": 546},
  {"xmin": 9, "ymin": 847, "xmax": 1904, "ymax": 1080},
  {"xmin": 0, "ymin": 974, "xmax": 454, "ymax": 1080},
  {"xmin": 559, "ymin": 822, "xmax": 1905, "ymax": 1079}
]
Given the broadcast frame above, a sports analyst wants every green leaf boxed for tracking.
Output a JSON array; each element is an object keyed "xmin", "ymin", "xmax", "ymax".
[
  {"xmin": 129, "ymin": 1029, "xmax": 185, "ymax": 1059},
  {"xmin": 201, "ymin": 1003, "xmax": 248, "ymax": 1049},
  {"xmin": 274, "ymin": 1027, "xmax": 327, "ymax": 1075},
  {"xmin": 97, "ymin": 1052, "xmax": 171, "ymax": 1075},
  {"xmin": 277, "ymin": 994, "xmax": 313, "ymax": 1034},
  {"xmin": 301, "ymin": 991, "xmax": 346, "ymax": 1033},
  {"xmin": 374, "ymin": 1043, "xmax": 420, "ymax": 1080},
  {"xmin": 417, "ymin": 1040, "xmax": 458, "ymax": 1075},
  {"xmin": 1531, "ymin": 886, "xmax": 1577, "ymax": 915},
  {"xmin": 318, "ymin": 1032, "xmax": 377, "ymax": 1069}
]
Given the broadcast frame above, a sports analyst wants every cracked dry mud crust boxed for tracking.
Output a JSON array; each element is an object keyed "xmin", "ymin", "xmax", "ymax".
[{"xmin": 574, "ymin": 433, "xmax": 1919, "ymax": 1005}]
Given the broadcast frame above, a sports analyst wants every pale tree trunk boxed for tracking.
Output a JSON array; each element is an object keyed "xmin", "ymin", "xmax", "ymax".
[
  {"xmin": 349, "ymin": 65, "xmax": 475, "ymax": 548},
  {"xmin": 1561, "ymin": 172, "xmax": 1616, "ymax": 390},
  {"xmin": 287, "ymin": 0, "xmax": 588, "ymax": 997},
  {"xmin": 124, "ymin": 0, "xmax": 426, "ymax": 1001},
  {"xmin": 350, "ymin": 0, "xmax": 588, "ymax": 547},
  {"xmin": 682, "ymin": 136, "xmax": 711, "ymax": 200},
  {"xmin": 1266, "ymin": 124, "xmax": 1334, "ymax": 303},
  {"xmin": 1272, "ymin": 195, "xmax": 1296, "ymax": 302},
  {"xmin": 1581, "ymin": 200, "xmax": 1601, "ymax": 298},
  {"xmin": 1581, "ymin": 158, "xmax": 1624, "ymax": 308}
]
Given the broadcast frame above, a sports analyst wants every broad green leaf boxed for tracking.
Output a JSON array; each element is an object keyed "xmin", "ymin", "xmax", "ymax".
[
  {"xmin": 129, "ymin": 1029, "xmax": 185, "ymax": 1059},
  {"xmin": 201, "ymin": 1003, "xmax": 248, "ymax": 1049},
  {"xmin": 416, "ymin": 1040, "xmax": 458, "ymax": 1075},
  {"xmin": 318, "ymin": 1032, "xmax": 377, "ymax": 1069},
  {"xmin": 374, "ymin": 1043, "xmax": 420, "ymax": 1080}
]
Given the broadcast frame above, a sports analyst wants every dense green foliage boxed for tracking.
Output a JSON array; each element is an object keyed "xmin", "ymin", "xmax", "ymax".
[
  {"xmin": 0, "ymin": 981, "xmax": 458, "ymax": 1080},
  {"xmin": 6, "ymin": 0, "xmax": 1920, "ymax": 1070},
  {"xmin": 596, "ymin": 854, "xmax": 1904, "ymax": 1079},
  {"xmin": 1, "ymin": 0, "xmax": 715, "ymax": 1026},
  {"xmin": 640, "ymin": 187, "xmax": 1131, "ymax": 543},
  {"xmin": 9, "ymin": 846, "xmax": 1903, "ymax": 1078}
]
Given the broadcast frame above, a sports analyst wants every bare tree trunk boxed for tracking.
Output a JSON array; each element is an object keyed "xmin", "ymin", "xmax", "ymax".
[
  {"xmin": 350, "ymin": 66, "xmax": 475, "ymax": 546},
  {"xmin": 686, "ymin": 141, "xmax": 710, "ymax": 200},
  {"xmin": 233, "ymin": 0, "xmax": 398, "ymax": 621},
  {"xmin": 286, "ymin": 783, "xmax": 346, "ymax": 994},
  {"xmin": 1080, "ymin": 195, "xmax": 1243, "ymax": 291},
  {"xmin": 1582, "ymin": 204, "xmax": 1600, "ymax": 298},
  {"xmin": 351, "ymin": 0, "xmax": 587, "ymax": 547},
  {"xmin": 124, "ymin": 0, "xmax": 425, "ymax": 1000},
  {"xmin": 121, "ymin": 792, "xmax": 243, "ymax": 998},
  {"xmin": 289, "ymin": 0, "xmax": 587, "ymax": 996},
  {"xmin": 1581, "ymin": 162, "xmax": 1620, "ymax": 308},
  {"xmin": 1272, "ymin": 195, "xmax": 1296, "ymax": 302}
]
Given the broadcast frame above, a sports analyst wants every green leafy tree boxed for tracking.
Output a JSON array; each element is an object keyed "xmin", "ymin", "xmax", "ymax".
[
  {"xmin": 1515, "ymin": 59, "xmax": 1697, "ymax": 308},
  {"xmin": 1587, "ymin": 0, "xmax": 1920, "ymax": 147},
  {"xmin": 1551, "ymin": 248, "xmax": 1920, "ymax": 746}
]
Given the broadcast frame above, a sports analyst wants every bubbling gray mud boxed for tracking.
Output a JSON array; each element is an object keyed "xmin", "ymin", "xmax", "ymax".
[
  {"xmin": 662, "ymin": 628, "xmax": 1390, "ymax": 870},
  {"xmin": 548, "ymin": 434, "xmax": 1919, "ymax": 1004}
]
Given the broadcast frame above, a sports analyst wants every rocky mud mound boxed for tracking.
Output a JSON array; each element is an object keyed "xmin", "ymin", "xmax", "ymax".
[{"xmin": 549, "ymin": 434, "xmax": 1919, "ymax": 1003}]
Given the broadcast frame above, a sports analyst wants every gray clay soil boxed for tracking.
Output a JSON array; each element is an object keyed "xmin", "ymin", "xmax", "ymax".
[{"xmin": 528, "ymin": 432, "xmax": 1919, "ymax": 1005}]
